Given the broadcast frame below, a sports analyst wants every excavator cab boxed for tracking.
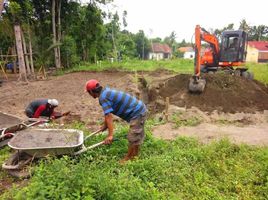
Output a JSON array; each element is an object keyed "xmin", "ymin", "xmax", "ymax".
[{"xmin": 219, "ymin": 30, "xmax": 247, "ymax": 63}]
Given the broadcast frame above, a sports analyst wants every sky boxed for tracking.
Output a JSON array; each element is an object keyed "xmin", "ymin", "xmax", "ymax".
[{"xmin": 102, "ymin": 0, "xmax": 268, "ymax": 42}]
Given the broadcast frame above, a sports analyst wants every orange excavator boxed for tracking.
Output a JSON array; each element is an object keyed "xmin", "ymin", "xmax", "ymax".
[{"xmin": 189, "ymin": 25, "xmax": 252, "ymax": 93}]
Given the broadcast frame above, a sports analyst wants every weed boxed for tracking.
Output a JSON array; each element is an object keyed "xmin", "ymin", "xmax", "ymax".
[
  {"xmin": 171, "ymin": 112, "xmax": 202, "ymax": 128},
  {"xmin": 1, "ymin": 122, "xmax": 268, "ymax": 199}
]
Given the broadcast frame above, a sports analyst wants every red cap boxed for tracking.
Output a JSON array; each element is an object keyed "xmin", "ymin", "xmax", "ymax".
[{"xmin": 85, "ymin": 79, "xmax": 99, "ymax": 92}]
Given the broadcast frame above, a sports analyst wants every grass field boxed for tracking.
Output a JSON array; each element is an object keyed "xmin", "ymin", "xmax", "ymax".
[
  {"xmin": 246, "ymin": 62, "xmax": 268, "ymax": 84},
  {"xmin": 1, "ymin": 121, "xmax": 268, "ymax": 200},
  {"xmin": 57, "ymin": 59, "xmax": 268, "ymax": 84}
]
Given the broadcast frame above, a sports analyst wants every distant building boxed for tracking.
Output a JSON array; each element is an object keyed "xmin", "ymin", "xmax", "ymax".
[
  {"xmin": 246, "ymin": 41, "xmax": 268, "ymax": 63},
  {"xmin": 148, "ymin": 43, "xmax": 172, "ymax": 60},
  {"xmin": 178, "ymin": 46, "xmax": 195, "ymax": 59}
]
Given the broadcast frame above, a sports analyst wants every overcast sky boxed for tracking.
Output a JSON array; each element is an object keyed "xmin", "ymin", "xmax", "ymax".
[{"xmin": 103, "ymin": 0, "xmax": 267, "ymax": 42}]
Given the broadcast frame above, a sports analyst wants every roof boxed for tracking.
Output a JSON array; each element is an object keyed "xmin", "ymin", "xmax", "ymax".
[
  {"xmin": 178, "ymin": 46, "xmax": 194, "ymax": 52},
  {"xmin": 151, "ymin": 43, "xmax": 172, "ymax": 53},
  {"xmin": 248, "ymin": 41, "xmax": 268, "ymax": 51}
]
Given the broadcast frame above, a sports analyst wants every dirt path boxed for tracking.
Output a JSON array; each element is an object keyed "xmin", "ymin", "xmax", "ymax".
[{"xmin": 153, "ymin": 122, "xmax": 268, "ymax": 146}]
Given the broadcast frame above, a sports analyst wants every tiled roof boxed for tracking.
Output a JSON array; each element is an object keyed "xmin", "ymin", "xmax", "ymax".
[
  {"xmin": 248, "ymin": 41, "xmax": 268, "ymax": 51},
  {"xmin": 178, "ymin": 46, "xmax": 194, "ymax": 52},
  {"xmin": 151, "ymin": 43, "xmax": 172, "ymax": 53}
]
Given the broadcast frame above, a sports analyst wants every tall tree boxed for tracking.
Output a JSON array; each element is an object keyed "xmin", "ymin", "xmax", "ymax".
[
  {"xmin": 134, "ymin": 30, "xmax": 150, "ymax": 59},
  {"xmin": 239, "ymin": 19, "xmax": 250, "ymax": 32},
  {"xmin": 52, "ymin": 0, "xmax": 61, "ymax": 68},
  {"xmin": 0, "ymin": 0, "xmax": 4, "ymax": 16}
]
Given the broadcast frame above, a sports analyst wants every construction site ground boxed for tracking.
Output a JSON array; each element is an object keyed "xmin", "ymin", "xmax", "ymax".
[{"xmin": 1, "ymin": 70, "xmax": 268, "ymax": 146}]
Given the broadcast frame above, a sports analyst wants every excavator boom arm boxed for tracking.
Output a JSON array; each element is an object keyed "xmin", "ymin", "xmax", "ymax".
[{"xmin": 195, "ymin": 25, "xmax": 220, "ymax": 76}]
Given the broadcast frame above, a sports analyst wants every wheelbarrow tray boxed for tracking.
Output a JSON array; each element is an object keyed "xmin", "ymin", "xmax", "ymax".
[
  {"xmin": 0, "ymin": 112, "xmax": 23, "ymax": 132},
  {"xmin": 8, "ymin": 128, "xmax": 84, "ymax": 158}
]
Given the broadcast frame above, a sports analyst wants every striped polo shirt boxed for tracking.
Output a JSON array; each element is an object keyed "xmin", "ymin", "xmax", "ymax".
[{"xmin": 99, "ymin": 87, "xmax": 146, "ymax": 122}]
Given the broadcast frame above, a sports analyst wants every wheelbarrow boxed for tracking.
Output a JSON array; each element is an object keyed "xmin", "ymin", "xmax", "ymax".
[
  {"xmin": 2, "ymin": 128, "xmax": 105, "ymax": 178},
  {"xmin": 0, "ymin": 112, "xmax": 48, "ymax": 148}
]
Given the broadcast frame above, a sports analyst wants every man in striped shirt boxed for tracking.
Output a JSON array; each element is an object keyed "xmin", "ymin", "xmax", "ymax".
[{"xmin": 86, "ymin": 79, "xmax": 147, "ymax": 163}]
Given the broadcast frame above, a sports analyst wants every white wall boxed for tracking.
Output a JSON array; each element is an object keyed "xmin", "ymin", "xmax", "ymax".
[
  {"xmin": 184, "ymin": 51, "xmax": 195, "ymax": 59},
  {"xmin": 148, "ymin": 52, "xmax": 164, "ymax": 60}
]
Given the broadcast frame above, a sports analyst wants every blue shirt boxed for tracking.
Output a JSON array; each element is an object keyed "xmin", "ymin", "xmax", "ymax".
[{"xmin": 99, "ymin": 87, "xmax": 146, "ymax": 122}]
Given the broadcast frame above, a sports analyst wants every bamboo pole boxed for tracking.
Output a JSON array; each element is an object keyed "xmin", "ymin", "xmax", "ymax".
[
  {"xmin": 14, "ymin": 24, "xmax": 27, "ymax": 82},
  {"xmin": 21, "ymin": 29, "xmax": 31, "ymax": 75}
]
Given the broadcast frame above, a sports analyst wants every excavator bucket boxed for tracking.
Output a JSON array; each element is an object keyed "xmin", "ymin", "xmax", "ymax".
[{"xmin": 188, "ymin": 76, "xmax": 206, "ymax": 93}]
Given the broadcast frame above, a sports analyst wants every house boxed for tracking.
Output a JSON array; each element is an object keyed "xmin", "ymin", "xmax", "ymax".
[
  {"xmin": 246, "ymin": 41, "xmax": 268, "ymax": 63},
  {"xmin": 178, "ymin": 46, "xmax": 194, "ymax": 59},
  {"xmin": 148, "ymin": 43, "xmax": 172, "ymax": 60}
]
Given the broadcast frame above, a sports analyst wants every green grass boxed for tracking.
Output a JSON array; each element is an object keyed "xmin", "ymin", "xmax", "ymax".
[
  {"xmin": 56, "ymin": 59, "xmax": 268, "ymax": 84},
  {"xmin": 1, "ymin": 121, "xmax": 268, "ymax": 200},
  {"xmin": 171, "ymin": 112, "xmax": 202, "ymax": 128},
  {"xmin": 247, "ymin": 62, "xmax": 268, "ymax": 84},
  {"xmin": 55, "ymin": 59, "xmax": 194, "ymax": 75}
]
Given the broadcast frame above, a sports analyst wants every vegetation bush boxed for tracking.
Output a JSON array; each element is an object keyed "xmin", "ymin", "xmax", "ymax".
[{"xmin": 1, "ymin": 121, "xmax": 268, "ymax": 200}]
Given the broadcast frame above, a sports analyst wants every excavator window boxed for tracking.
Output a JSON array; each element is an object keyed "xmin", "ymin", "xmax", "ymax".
[{"xmin": 220, "ymin": 34, "xmax": 242, "ymax": 62}]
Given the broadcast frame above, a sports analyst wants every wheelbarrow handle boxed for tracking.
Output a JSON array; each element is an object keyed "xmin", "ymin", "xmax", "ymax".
[
  {"xmin": 73, "ymin": 141, "xmax": 105, "ymax": 155},
  {"xmin": 73, "ymin": 138, "xmax": 119, "ymax": 156},
  {"xmin": 84, "ymin": 129, "xmax": 103, "ymax": 141}
]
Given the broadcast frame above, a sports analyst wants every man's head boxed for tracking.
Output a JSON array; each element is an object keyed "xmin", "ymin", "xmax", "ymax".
[
  {"xmin": 233, "ymin": 38, "xmax": 238, "ymax": 44},
  {"xmin": 85, "ymin": 79, "xmax": 103, "ymax": 98},
  {"xmin": 47, "ymin": 99, "xmax": 59, "ymax": 109}
]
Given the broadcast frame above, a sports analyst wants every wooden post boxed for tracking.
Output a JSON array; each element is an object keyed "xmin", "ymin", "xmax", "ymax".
[
  {"xmin": 14, "ymin": 24, "xmax": 27, "ymax": 81},
  {"xmin": 165, "ymin": 97, "xmax": 170, "ymax": 121},
  {"xmin": 0, "ymin": 63, "xmax": 8, "ymax": 80},
  {"xmin": 27, "ymin": 25, "xmax": 35, "ymax": 75},
  {"xmin": 11, "ymin": 47, "xmax": 17, "ymax": 74},
  {"xmin": 21, "ymin": 29, "xmax": 31, "ymax": 75}
]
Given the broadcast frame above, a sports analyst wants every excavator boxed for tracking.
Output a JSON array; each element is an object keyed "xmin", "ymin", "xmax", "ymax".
[{"xmin": 188, "ymin": 25, "xmax": 252, "ymax": 93}]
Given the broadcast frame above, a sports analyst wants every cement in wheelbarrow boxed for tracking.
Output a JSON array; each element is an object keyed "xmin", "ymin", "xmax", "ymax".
[
  {"xmin": 8, "ymin": 129, "xmax": 84, "ymax": 157},
  {"xmin": 0, "ymin": 112, "xmax": 22, "ymax": 129}
]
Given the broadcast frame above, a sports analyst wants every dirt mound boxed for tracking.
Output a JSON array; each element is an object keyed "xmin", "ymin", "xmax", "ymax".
[{"xmin": 148, "ymin": 73, "xmax": 268, "ymax": 113}]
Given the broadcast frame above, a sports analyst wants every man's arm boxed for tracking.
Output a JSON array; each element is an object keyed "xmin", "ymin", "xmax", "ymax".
[{"xmin": 103, "ymin": 113, "xmax": 113, "ymax": 144}]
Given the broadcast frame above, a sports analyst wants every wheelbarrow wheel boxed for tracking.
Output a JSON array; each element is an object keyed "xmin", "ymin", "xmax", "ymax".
[{"xmin": 2, "ymin": 151, "xmax": 34, "ymax": 179}]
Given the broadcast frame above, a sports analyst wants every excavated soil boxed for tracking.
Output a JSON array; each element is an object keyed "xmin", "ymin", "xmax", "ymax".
[
  {"xmin": 148, "ymin": 73, "xmax": 268, "ymax": 113},
  {"xmin": 0, "ymin": 70, "xmax": 268, "ymax": 144}
]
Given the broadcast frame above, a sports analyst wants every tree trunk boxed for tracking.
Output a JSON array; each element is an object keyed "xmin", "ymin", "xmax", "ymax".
[
  {"xmin": 0, "ymin": 0, "xmax": 4, "ymax": 17},
  {"xmin": 27, "ymin": 24, "xmax": 35, "ymax": 75},
  {"xmin": 21, "ymin": 29, "xmax": 31, "ymax": 75},
  {"xmin": 11, "ymin": 46, "xmax": 17, "ymax": 74},
  {"xmin": 14, "ymin": 24, "xmax": 27, "ymax": 82},
  {"xmin": 57, "ymin": 0, "xmax": 61, "ymax": 68},
  {"xmin": 52, "ymin": 0, "xmax": 60, "ymax": 68}
]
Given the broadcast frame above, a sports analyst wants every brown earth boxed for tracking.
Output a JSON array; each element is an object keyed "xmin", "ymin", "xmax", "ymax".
[
  {"xmin": 149, "ymin": 73, "xmax": 268, "ymax": 113},
  {"xmin": 0, "ymin": 70, "xmax": 268, "ymax": 140}
]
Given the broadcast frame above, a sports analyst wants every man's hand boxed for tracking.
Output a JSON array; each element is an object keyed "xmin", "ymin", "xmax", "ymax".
[{"xmin": 104, "ymin": 135, "xmax": 113, "ymax": 144}]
